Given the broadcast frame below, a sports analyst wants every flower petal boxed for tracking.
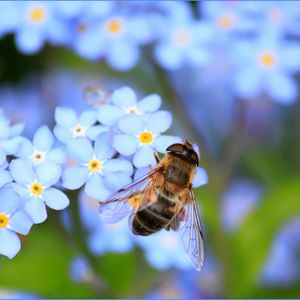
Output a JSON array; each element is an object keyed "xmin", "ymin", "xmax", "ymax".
[
  {"xmin": 0, "ymin": 170, "xmax": 12, "ymax": 189},
  {"xmin": 192, "ymin": 167, "xmax": 208, "ymax": 188},
  {"xmin": 62, "ymin": 166, "xmax": 88, "ymax": 190},
  {"xmin": 9, "ymin": 210, "xmax": 33, "ymax": 235},
  {"xmin": 94, "ymin": 132, "xmax": 115, "ymax": 160},
  {"xmin": 86, "ymin": 125, "xmax": 109, "ymax": 141},
  {"xmin": 145, "ymin": 111, "xmax": 172, "ymax": 133},
  {"xmin": 0, "ymin": 229, "xmax": 21, "ymax": 259},
  {"xmin": 55, "ymin": 107, "xmax": 77, "ymax": 128},
  {"xmin": 53, "ymin": 125, "xmax": 72, "ymax": 143},
  {"xmin": 153, "ymin": 135, "xmax": 182, "ymax": 153},
  {"xmin": 117, "ymin": 114, "xmax": 143, "ymax": 134},
  {"xmin": 47, "ymin": 148, "xmax": 66, "ymax": 164},
  {"xmin": 111, "ymin": 86, "xmax": 137, "ymax": 108},
  {"xmin": 113, "ymin": 134, "xmax": 138, "ymax": 156},
  {"xmin": 104, "ymin": 172, "xmax": 132, "ymax": 192},
  {"xmin": 43, "ymin": 188, "xmax": 70, "ymax": 210},
  {"xmin": 103, "ymin": 159, "xmax": 133, "ymax": 176},
  {"xmin": 78, "ymin": 109, "xmax": 97, "ymax": 126},
  {"xmin": 25, "ymin": 197, "xmax": 47, "ymax": 224},
  {"xmin": 0, "ymin": 187, "xmax": 21, "ymax": 215},
  {"xmin": 133, "ymin": 146, "xmax": 156, "ymax": 168},
  {"xmin": 36, "ymin": 162, "xmax": 61, "ymax": 187},
  {"xmin": 33, "ymin": 126, "xmax": 54, "ymax": 152},
  {"xmin": 10, "ymin": 158, "xmax": 35, "ymax": 185},
  {"xmin": 97, "ymin": 105, "xmax": 123, "ymax": 126},
  {"xmin": 0, "ymin": 137, "xmax": 32, "ymax": 157},
  {"xmin": 85, "ymin": 174, "xmax": 111, "ymax": 201},
  {"xmin": 67, "ymin": 137, "xmax": 93, "ymax": 163},
  {"xmin": 137, "ymin": 94, "xmax": 161, "ymax": 113}
]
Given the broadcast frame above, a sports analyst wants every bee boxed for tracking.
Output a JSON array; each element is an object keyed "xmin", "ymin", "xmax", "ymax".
[{"xmin": 99, "ymin": 140, "xmax": 205, "ymax": 271}]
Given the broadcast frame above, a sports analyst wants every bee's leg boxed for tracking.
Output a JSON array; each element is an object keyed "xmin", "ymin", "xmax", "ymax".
[{"xmin": 153, "ymin": 152, "xmax": 160, "ymax": 164}]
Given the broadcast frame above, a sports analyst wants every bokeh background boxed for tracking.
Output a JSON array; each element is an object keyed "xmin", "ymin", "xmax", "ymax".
[{"xmin": 1, "ymin": 1, "xmax": 300, "ymax": 298}]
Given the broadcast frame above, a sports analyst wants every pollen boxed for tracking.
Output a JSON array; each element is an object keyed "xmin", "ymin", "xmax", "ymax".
[
  {"xmin": 173, "ymin": 29, "xmax": 190, "ymax": 45},
  {"xmin": 88, "ymin": 159, "xmax": 101, "ymax": 173},
  {"xmin": 217, "ymin": 14, "xmax": 235, "ymax": 30},
  {"xmin": 0, "ymin": 213, "xmax": 9, "ymax": 228},
  {"xmin": 124, "ymin": 106, "xmax": 142, "ymax": 115},
  {"xmin": 29, "ymin": 183, "xmax": 43, "ymax": 196},
  {"xmin": 138, "ymin": 131, "xmax": 154, "ymax": 145},
  {"xmin": 259, "ymin": 51, "xmax": 277, "ymax": 69},
  {"xmin": 28, "ymin": 6, "xmax": 46, "ymax": 23},
  {"xmin": 105, "ymin": 18, "xmax": 123, "ymax": 36},
  {"xmin": 129, "ymin": 195, "xmax": 142, "ymax": 207},
  {"xmin": 72, "ymin": 124, "xmax": 87, "ymax": 137}
]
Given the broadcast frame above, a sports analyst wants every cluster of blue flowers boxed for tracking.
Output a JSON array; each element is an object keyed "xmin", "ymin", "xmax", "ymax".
[
  {"xmin": 0, "ymin": 86, "xmax": 208, "ymax": 272},
  {"xmin": 1, "ymin": 1, "xmax": 300, "ymax": 103}
]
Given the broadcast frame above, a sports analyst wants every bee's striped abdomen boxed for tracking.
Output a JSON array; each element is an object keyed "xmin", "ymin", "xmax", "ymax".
[{"xmin": 131, "ymin": 190, "xmax": 177, "ymax": 236}]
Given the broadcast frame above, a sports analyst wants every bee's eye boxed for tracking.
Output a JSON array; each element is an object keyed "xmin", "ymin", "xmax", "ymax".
[
  {"xmin": 166, "ymin": 143, "xmax": 185, "ymax": 153},
  {"xmin": 190, "ymin": 151, "xmax": 199, "ymax": 166}
]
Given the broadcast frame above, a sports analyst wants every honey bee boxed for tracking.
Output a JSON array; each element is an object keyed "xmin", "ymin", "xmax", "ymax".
[{"xmin": 99, "ymin": 140, "xmax": 205, "ymax": 271}]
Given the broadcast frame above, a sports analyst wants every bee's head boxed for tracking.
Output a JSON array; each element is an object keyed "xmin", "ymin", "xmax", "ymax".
[{"xmin": 166, "ymin": 140, "xmax": 199, "ymax": 166}]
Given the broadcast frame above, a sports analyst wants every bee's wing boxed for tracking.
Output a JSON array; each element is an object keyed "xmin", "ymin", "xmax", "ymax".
[
  {"xmin": 98, "ymin": 168, "xmax": 160, "ymax": 224},
  {"xmin": 180, "ymin": 190, "xmax": 205, "ymax": 271}
]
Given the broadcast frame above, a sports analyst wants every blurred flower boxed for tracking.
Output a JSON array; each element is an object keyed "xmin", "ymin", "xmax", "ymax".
[
  {"xmin": 0, "ymin": 289, "xmax": 36, "ymax": 299},
  {"xmin": 97, "ymin": 86, "xmax": 161, "ymax": 126},
  {"xmin": 221, "ymin": 180, "xmax": 262, "ymax": 232},
  {"xmin": 154, "ymin": 19, "xmax": 213, "ymax": 70},
  {"xmin": 70, "ymin": 255, "xmax": 94, "ymax": 283},
  {"xmin": 54, "ymin": 107, "xmax": 107, "ymax": 143},
  {"xmin": 113, "ymin": 113, "xmax": 181, "ymax": 168},
  {"xmin": 232, "ymin": 35, "xmax": 300, "ymax": 104},
  {"xmin": 135, "ymin": 229, "xmax": 192, "ymax": 271},
  {"xmin": 17, "ymin": 125, "xmax": 66, "ymax": 166},
  {"xmin": 10, "ymin": 158, "xmax": 69, "ymax": 224},
  {"xmin": 0, "ymin": 148, "xmax": 12, "ymax": 189},
  {"xmin": 79, "ymin": 192, "xmax": 134, "ymax": 255},
  {"xmin": 261, "ymin": 217, "xmax": 300, "ymax": 286},
  {"xmin": 62, "ymin": 133, "xmax": 133, "ymax": 201},
  {"xmin": 0, "ymin": 186, "xmax": 33, "ymax": 259}
]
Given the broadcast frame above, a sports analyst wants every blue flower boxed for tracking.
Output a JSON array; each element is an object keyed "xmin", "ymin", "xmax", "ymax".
[
  {"xmin": 97, "ymin": 86, "xmax": 161, "ymax": 126},
  {"xmin": 0, "ymin": 148, "xmax": 12, "ymax": 189},
  {"xmin": 113, "ymin": 113, "xmax": 181, "ymax": 168},
  {"xmin": 135, "ymin": 229, "xmax": 192, "ymax": 271},
  {"xmin": 154, "ymin": 19, "xmax": 213, "ymax": 70},
  {"xmin": 261, "ymin": 217, "xmax": 300, "ymax": 286},
  {"xmin": 0, "ymin": 110, "xmax": 30, "ymax": 156},
  {"xmin": 62, "ymin": 133, "xmax": 133, "ymax": 201},
  {"xmin": 0, "ymin": 186, "xmax": 33, "ymax": 259},
  {"xmin": 10, "ymin": 158, "xmax": 69, "ymax": 224},
  {"xmin": 17, "ymin": 125, "xmax": 66, "ymax": 166},
  {"xmin": 79, "ymin": 192, "xmax": 134, "ymax": 255},
  {"xmin": 70, "ymin": 255, "xmax": 94, "ymax": 283},
  {"xmin": 221, "ymin": 180, "xmax": 261, "ymax": 232},
  {"xmin": 232, "ymin": 35, "xmax": 300, "ymax": 104},
  {"xmin": 54, "ymin": 107, "xmax": 107, "ymax": 143}
]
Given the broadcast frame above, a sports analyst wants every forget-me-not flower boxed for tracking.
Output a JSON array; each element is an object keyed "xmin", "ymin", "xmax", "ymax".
[
  {"xmin": 54, "ymin": 107, "xmax": 107, "ymax": 143},
  {"xmin": 97, "ymin": 86, "xmax": 161, "ymax": 126},
  {"xmin": 10, "ymin": 158, "xmax": 69, "ymax": 224},
  {"xmin": 232, "ymin": 35, "xmax": 300, "ymax": 104},
  {"xmin": 18, "ymin": 125, "xmax": 66, "ymax": 166},
  {"xmin": 113, "ymin": 113, "xmax": 181, "ymax": 168},
  {"xmin": 0, "ymin": 148, "xmax": 12, "ymax": 189},
  {"xmin": 62, "ymin": 133, "xmax": 133, "ymax": 201},
  {"xmin": 0, "ymin": 186, "xmax": 33, "ymax": 259}
]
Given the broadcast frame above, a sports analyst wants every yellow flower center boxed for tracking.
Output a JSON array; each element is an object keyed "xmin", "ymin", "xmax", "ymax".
[
  {"xmin": 129, "ymin": 194, "xmax": 142, "ymax": 207},
  {"xmin": 105, "ymin": 18, "xmax": 123, "ymax": 36},
  {"xmin": 259, "ymin": 52, "xmax": 277, "ymax": 69},
  {"xmin": 173, "ymin": 29, "xmax": 190, "ymax": 45},
  {"xmin": 28, "ymin": 6, "xmax": 46, "ymax": 23},
  {"xmin": 30, "ymin": 183, "xmax": 43, "ymax": 196},
  {"xmin": 138, "ymin": 132, "xmax": 154, "ymax": 145},
  {"xmin": 0, "ymin": 213, "xmax": 9, "ymax": 228},
  {"xmin": 217, "ymin": 14, "xmax": 235, "ymax": 30},
  {"xmin": 88, "ymin": 159, "xmax": 101, "ymax": 173},
  {"xmin": 72, "ymin": 124, "xmax": 87, "ymax": 137},
  {"xmin": 124, "ymin": 106, "xmax": 142, "ymax": 115}
]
